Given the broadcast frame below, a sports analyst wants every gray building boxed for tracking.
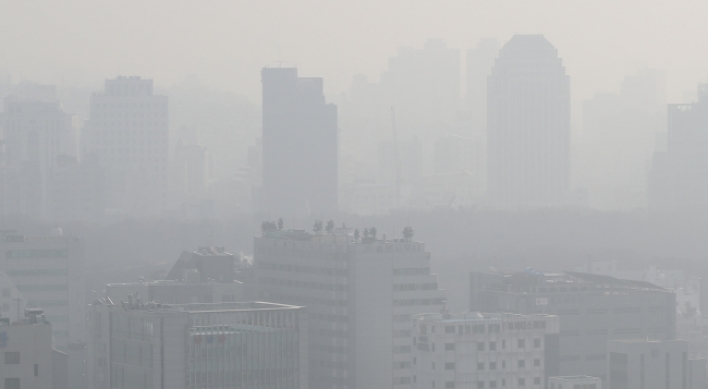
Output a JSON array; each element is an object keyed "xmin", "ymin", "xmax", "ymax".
[
  {"xmin": 487, "ymin": 34, "xmax": 570, "ymax": 206},
  {"xmin": 608, "ymin": 339, "xmax": 705, "ymax": 389},
  {"xmin": 82, "ymin": 76, "xmax": 169, "ymax": 217},
  {"xmin": 261, "ymin": 67, "xmax": 338, "ymax": 216},
  {"xmin": 470, "ymin": 271, "xmax": 676, "ymax": 381},
  {"xmin": 255, "ymin": 229, "xmax": 446, "ymax": 389},
  {"xmin": 412, "ymin": 311, "xmax": 559, "ymax": 389},
  {"xmin": 87, "ymin": 301, "xmax": 307, "ymax": 389}
]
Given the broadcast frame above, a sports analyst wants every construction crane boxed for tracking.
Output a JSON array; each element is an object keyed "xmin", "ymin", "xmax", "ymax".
[{"xmin": 391, "ymin": 107, "xmax": 402, "ymax": 208}]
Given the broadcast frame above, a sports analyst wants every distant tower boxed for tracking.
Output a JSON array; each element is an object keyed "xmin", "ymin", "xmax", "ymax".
[
  {"xmin": 261, "ymin": 67, "xmax": 338, "ymax": 216},
  {"xmin": 487, "ymin": 35, "xmax": 570, "ymax": 206},
  {"xmin": 83, "ymin": 76, "xmax": 169, "ymax": 216}
]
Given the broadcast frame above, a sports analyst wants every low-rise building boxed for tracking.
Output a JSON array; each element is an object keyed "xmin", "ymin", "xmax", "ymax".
[
  {"xmin": 87, "ymin": 301, "xmax": 308, "ymax": 389},
  {"xmin": 412, "ymin": 311, "xmax": 560, "ymax": 389},
  {"xmin": 607, "ymin": 339, "xmax": 706, "ymax": 389}
]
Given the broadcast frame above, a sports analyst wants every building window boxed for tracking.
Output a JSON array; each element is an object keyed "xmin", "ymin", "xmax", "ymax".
[
  {"xmin": 502, "ymin": 340, "xmax": 506, "ymax": 349},
  {"xmin": 432, "ymin": 381, "xmax": 436, "ymax": 388},
  {"xmin": 477, "ymin": 381, "xmax": 484, "ymax": 389},
  {"xmin": 518, "ymin": 339, "xmax": 525, "ymax": 349},
  {"xmin": 445, "ymin": 382, "xmax": 455, "ymax": 388},
  {"xmin": 34, "ymin": 364, "xmax": 38, "ymax": 376},
  {"xmin": 518, "ymin": 378, "xmax": 525, "ymax": 386},
  {"xmin": 490, "ymin": 380, "xmax": 497, "ymax": 388},
  {"xmin": 445, "ymin": 362, "xmax": 456, "ymax": 370},
  {"xmin": 445, "ymin": 326, "xmax": 455, "ymax": 333},
  {"xmin": 4, "ymin": 352, "xmax": 20, "ymax": 364},
  {"xmin": 490, "ymin": 362, "xmax": 497, "ymax": 370},
  {"xmin": 502, "ymin": 360, "xmax": 506, "ymax": 369},
  {"xmin": 477, "ymin": 362, "xmax": 485, "ymax": 370},
  {"xmin": 534, "ymin": 338, "xmax": 541, "ymax": 348},
  {"xmin": 518, "ymin": 359, "xmax": 525, "ymax": 368},
  {"xmin": 432, "ymin": 362, "xmax": 436, "ymax": 370},
  {"xmin": 445, "ymin": 343, "xmax": 455, "ymax": 351},
  {"xmin": 489, "ymin": 341, "xmax": 497, "ymax": 351},
  {"xmin": 477, "ymin": 342, "xmax": 485, "ymax": 351},
  {"xmin": 5, "ymin": 378, "xmax": 20, "ymax": 389},
  {"xmin": 533, "ymin": 377, "xmax": 541, "ymax": 385},
  {"xmin": 534, "ymin": 358, "xmax": 540, "ymax": 367}
]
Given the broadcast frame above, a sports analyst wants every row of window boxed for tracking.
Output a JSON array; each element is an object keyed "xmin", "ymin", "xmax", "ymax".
[
  {"xmin": 416, "ymin": 338, "xmax": 542, "ymax": 352},
  {"xmin": 393, "ymin": 283, "xmax": 438, "ymax": 292},
  {"xmin": 393, "ymin": 298, "xmax": 445, "ymax": 307},
  {"xmin": 258, "ymin": 261, "xmax": 348, "ymax": 277},
  {"xmin": 393, "ymin": 268, "xmax": 430, "ymax": 276},
  {"xmin": 422, "ymin": 377, "xmax": 541, "ymax": 388},
  {"xmin": 561, "ymin": 328, "xmax": 666, "ymax": 336},
  {"xmin": 260, "ymin": 276, "xmax": 346, "ymax": 292}
]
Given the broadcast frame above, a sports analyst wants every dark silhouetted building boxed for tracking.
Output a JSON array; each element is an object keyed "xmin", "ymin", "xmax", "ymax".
[
  {"xmin": 487, "ymin": 35, "xmax": 570, "ymax": 206},
  {"xmin": 261, "ymin": 67, "xmax": 338, "ymax": 216}
]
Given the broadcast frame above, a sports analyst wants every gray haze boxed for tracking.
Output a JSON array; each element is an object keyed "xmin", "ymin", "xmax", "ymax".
[{"xmin": 3, "ymin": 2, "xmax": 708, "ymax": 389}]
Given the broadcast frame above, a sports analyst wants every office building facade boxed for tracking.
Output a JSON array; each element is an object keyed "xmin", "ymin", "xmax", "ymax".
[
  {"xmin": 487, "ymin": 34, "xmax": 570, "ymax": 206},
  {"xmin": 470, "ymin": 271, "xmax": 676, "ymax": 381},
  {"xmin": 261, "ymin": 67, "xmax": 338, "ymax": 215},
  {"xmin": 412, "ymin": 312, "xmax": 559, "ymax": 389},
  {"xmin": 608, "ymin": 339, "xmax": 705, "ymax": 389},
  {"xmin": 255, "ymin": 229, "xmax": 446, "ymax": 389},
  {"xmin": 87, "ymin": 301, "xmax": 307, "ymax": 389}
]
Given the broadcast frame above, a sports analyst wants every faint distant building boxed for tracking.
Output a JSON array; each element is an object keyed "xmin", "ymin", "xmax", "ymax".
[
  {"xmin": 0, "ymin": 270, "xmax": 26, "ymax": 324},
  {"xmin": 607, "ymin": 339, "xmax": 706, "ymax": 389},
  {"xmin": 650, "ymin": 84, "xmax": 708, "ymax": 209},
  {"xmin": 48, "ymin": 155, "xmax": 104, "ymax": 222},
  {"xmin": 470, "ymin": 270, "xmax": 676, "ymax": 382},
  {"xmin": 0, "ymin": 84, "xmax": 76, "ymax": 219},
  {"xmin": 579, "ymin": 70, "xmax": 666, "ymax": 210},
  {"xmin": 87, "ymin": 301, "xmax": 307, "ymax": 389},
  {"xmin": 466, "ymin": 38, "xmax": 500, "ymax": 137},
  {"xmin": 487, "ymin": 35, "xmax": 570, "ymax": 206},
  {"xmin": 255, "ymin": 229, "xmax": 446, "ymax": 389},
  {"xmin": 378, "ymin": 138, "xmax": 423, "ymax": 206},
  {"xmin": 549, "ymin": 376, "xmax": 601, "ymax": 389},
  {"xmin": 82, "ymin": 76, "xmax": 169, "ymax": 217},
  {"xmin": 173, "ymin": 139, "xmax": 208, "ymax": 199},
  {"xmin": 261, "ymin": 67, "xmax": 338, "ymax": 216},
  {"xmin": 412, "ymin": 311, "xmax": 559, "ymax": 389}
]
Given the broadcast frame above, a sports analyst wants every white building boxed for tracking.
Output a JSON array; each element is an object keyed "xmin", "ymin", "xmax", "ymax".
[
  {"xmin": 82, "ymin": 76, "xmax": 169, "ymax": 217},
  {"xmin": 87, "ymin": 301, "xmax": 307, "ymax": 389},
  {"xmin": 412, "ymin": 312, "xmax": 560, "ymax": 389},
  {"xmin": 255, "ymin": 229, "xmax": 447, "ymax": 389},
  {"xmin": 548, "ymin": 376, "xmax": 601, "ymax": 389}
]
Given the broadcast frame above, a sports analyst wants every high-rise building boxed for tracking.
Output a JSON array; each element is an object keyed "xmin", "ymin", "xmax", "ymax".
[
  {"xmin": 470, "ymin": 271, "xmax": 676, "ymax": 382},
  {"xmin": 0, "ymin": 84, "xmax": 76, "ymax": 219},
  {"xmin": 82, "ymin": 76, "xmax": 169, "ymax": 216},
  {"xmin": 261, "ymin": 67, "xmax": 338, "ymax": 216},
  {"xmin": 650, "ymin": 84, "xmax": 708, "ymax": 209},
  {"xmin": 412, "ymin": 311, "xmax": 560, "ymax": 389},
  {"xmin": 0, "ymin": 229, "xmax": 86, "ymax": 388},
  {"xmin": 466, "ymin": 38, "xmax": 500, "ymax": 137},
  {"xmin": 255, "ymin": 229, "xmax": 446, "ymax": 389},
  {"xmin": 87, "ymin": 301, "xmax": 308, "ymax": 389},
  {"xmin": 487, "ymin": 35, "xmax": 570, "ymax": 206},
  {"xmin": 607, "ymin": 339, "xmax": 706, "ymax": 389}
]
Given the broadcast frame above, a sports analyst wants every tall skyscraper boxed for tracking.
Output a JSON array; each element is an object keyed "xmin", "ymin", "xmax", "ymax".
[
  {"xmin": 487, "ymin": 35, "xmax": 570, "ymax": 206},
  {"xmin": 650, "ymin": 84, "xmax": 708, "ymax": 209},
  {"xmin": 82, "ymin": 76, "xmax": 169, "ymax": 216},
  {"xmin": 466, "ymin": 38, "xmax": 500, "ymax": 136},
  {"xmin": 0, "ymin": 84, "xmax": 76, "ymax": 219},
  {"xmin": 261, "ymin": 68, "xmax": 338, "ymax": 216},
  {"xmin": 255, "ymin": 229, "xmax": 446, "ymax": 389}
]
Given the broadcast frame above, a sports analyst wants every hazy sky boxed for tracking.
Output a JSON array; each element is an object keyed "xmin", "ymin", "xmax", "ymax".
[{"xmin": 2, "ymin": 0, "xmax": 707, "ymax": 103}]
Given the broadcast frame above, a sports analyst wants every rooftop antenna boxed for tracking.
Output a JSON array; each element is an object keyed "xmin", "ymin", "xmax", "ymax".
[{"xmin": 391, "ymin": 107, "xmax": 402, "ymax": 208}]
